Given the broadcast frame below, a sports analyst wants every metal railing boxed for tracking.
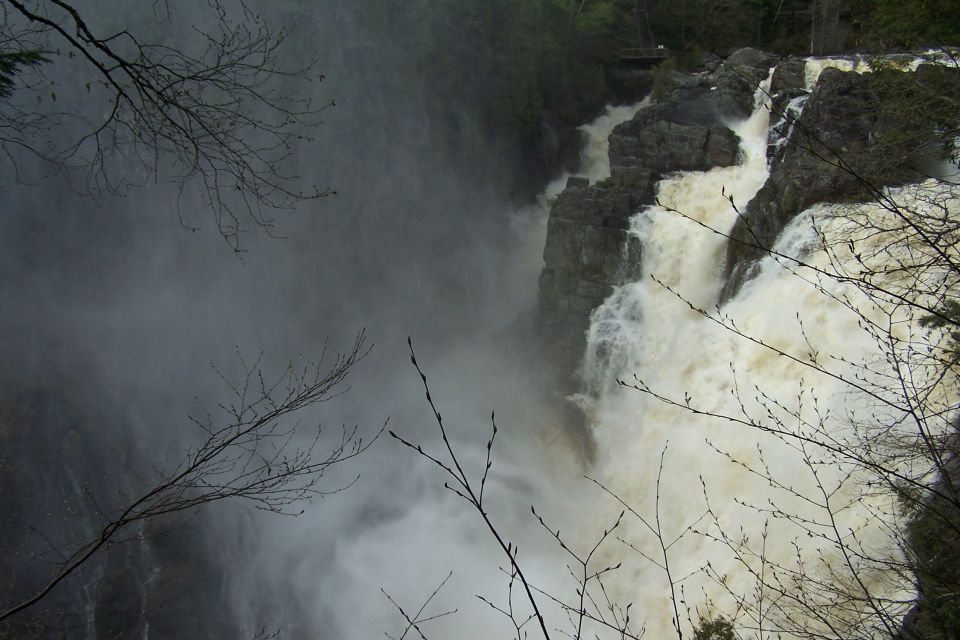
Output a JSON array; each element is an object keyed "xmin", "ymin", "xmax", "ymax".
[{"xmin": 618, "ymin": 47, "xmax": 669, "ymax": 60}]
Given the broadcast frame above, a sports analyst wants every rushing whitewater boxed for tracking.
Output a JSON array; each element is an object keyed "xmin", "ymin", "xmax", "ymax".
[
  {"xmin": 569, "ymin": 71, "xmax": 948, "ymax": 637},
  {"xmin": 511, "ymin": 101, "xmax": 652, "ymax": 325},
  {"xmin": 540, "ymin": 101, "xmax": 652, "ymax": 204}
]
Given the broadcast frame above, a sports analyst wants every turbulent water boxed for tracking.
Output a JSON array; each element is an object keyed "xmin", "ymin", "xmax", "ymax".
[
  {"xmin": 2, "ymin": 5, "xmax": 955, "ymax": 634},
  {"xmin": 567, "ymin": 62, "xmax": 959, "ymax": 638}
]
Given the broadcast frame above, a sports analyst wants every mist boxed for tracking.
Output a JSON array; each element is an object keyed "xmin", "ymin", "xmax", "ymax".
[
  {"xmin": 9, "ymin": 3, "xmax": 926, "ymax": 639},
  {"xmin": 0, "ymin": 2, "xmax": 584, "ymax": 638}
]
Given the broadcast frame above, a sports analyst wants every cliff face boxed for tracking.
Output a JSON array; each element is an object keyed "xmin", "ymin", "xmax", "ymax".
[
  {"xmin": 723, "ymin": 61, "xmax": 960, "ymax": 299},
  {"xmin": 537, "ymin": 48, "xmax": 772, "ymax": 384},
  {"xmin": 538, "ymin": 175, "xmax": 650, "ymax": 381},
  {"xmin": 537, "ymin": 50, "xmax": 959, "ymax": 387}
]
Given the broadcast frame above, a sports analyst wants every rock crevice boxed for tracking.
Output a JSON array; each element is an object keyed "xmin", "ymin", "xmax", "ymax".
[
  {"xmin": 537, "ymin": 48, "xmax": 776, "ymax": 383},
  {"xmin": 722, "ymin": 62, "xmax": 960, "ymax": 300}
]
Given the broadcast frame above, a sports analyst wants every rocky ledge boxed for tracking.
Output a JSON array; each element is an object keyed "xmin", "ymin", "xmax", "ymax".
[
  {"xmin": 722, "ymin": 60, "xmax": 960, "ymax": 299},
  {"xmin": 537, "ymin": 48, "xmax": 775, "ymax": 386},
  {"xmin": 538, "ymin": 49, "xmax": 960, "ymax": 388}
]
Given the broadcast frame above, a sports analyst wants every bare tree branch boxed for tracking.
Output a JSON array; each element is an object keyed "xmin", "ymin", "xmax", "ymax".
[
  {"xmin": 0, "ymin": 0, "xmax": 334, "ymax": 250},
  {"xmin": 0, "ymin": 331, "xmax": 380, "ymax": 625}
]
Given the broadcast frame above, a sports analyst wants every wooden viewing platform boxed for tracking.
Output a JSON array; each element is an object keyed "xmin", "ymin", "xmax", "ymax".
[{"xmin": 618, "ymin": 47, "xmax": 669, "ymax": 64}]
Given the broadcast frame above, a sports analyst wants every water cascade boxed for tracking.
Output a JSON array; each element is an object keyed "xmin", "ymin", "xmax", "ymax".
[
  {"xmin": 2, "ymin": 6, "xmax": 956, "ymax": 632},
  {"xmin": 568, "ymin": 62, "xmax": 956, "ymax": 637}
]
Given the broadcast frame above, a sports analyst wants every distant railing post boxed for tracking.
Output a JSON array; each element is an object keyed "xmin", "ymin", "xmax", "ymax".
[
  {"xmin": 620, "ymin": 47, "xmax": 669, "ymax": 60},
  {"xmin": 617, "ymin": 47, "xmax": 669, "ymax": 65}
]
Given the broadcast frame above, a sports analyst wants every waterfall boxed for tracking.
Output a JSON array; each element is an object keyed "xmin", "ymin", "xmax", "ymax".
[
  {"xmin": 803, "ymin": 49, "xmax": 958, "ymax": 89},
  {"xmin": 540, "ymin": 100, "xmax": 652, "ymax": 205},
  {"xmin": 581, "ymin": 78, "xmax": 774, "ymax": 399},
  {"xmin": 514, "ymin": 101, "xmax": 652, "ymax": 305},
  {"xmin": 570, "ymin": 68, "xmax": 953, "ymax": 637},
  {"xmin": 4, "ymin": 10, "xmax": 956, "ymax": 631}
]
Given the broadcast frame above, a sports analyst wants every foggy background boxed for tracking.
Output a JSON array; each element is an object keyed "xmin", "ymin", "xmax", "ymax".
[{"xmin": 0, "ymin": 1, "xmax": 583, "ymax": 637}]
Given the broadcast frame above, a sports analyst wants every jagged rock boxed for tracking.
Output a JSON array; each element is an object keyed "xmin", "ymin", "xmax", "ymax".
[
  {"xmin": 611, "ymin": 116, "xmax": 739, "ymax": 177},
  {"xmin": 722, "ymin": 63, "xmax": 960, "ymax": 300},
  {"xmin": 768, "ymin": 56, "xmax": 809, "ymax": 122},
  {"xmin": 538, "ymin": 64, "xmax": 755, "ymax": 381},
  {"xmin": 712, "ymin": 64, "xmax": 766, "ymax": 118},
  {"xmin": 610, "ymin": 101, "xmax": 740, "ymax": 178},
  {"xmin": 644, "ymin": 48, "xmax": 777, "ymax": 124},
  {"xmin": 770, "ymin": 56, "xmax": 808, "ymax": 97},
  {"xmin": 726, "ymin": 47, "xmax": 780, "ymax": 70},
  {"xmin": 696, "ymin": 52, "xmax": 725, "ymax": 73},
  {"xmin": 766, "ymin": 57, "xmax": 810, "ymax": 157},
  {"xmin": 538, "ymin": 174, "xmax": 653, "ymax": 381},
  {"xmin": 710, "ymin": 48, "xmax": 779, "ymax": 119}
]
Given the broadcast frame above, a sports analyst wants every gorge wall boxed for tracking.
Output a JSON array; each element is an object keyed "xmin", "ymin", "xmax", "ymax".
[
  {"xmin": 534, "ymin": 48, "xmax": 960, "ymax": 639},
  {"xmin": 537, "ymin": 49, "xmax": 959, "ymax": 388},
  {"xmin": 537, "ymin": 48, "xmax": 775, "ymax": 383},
  {"xmin": 3, "ymin": 29, "xmax": 958, "ymax": 637}
]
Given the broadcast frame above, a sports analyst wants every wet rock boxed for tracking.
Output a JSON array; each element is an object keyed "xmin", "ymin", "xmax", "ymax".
[
  {"xmin": 770, "ymin": 56, "xmax": 808, "ymax": 98},
  {"xmin": 726, "ymin": 47, "xmax": 780, "ymax": 70},
  {"xmin": 0, "ymin": 374, "xmax": 245, "ymax": 640},
  {"xmin": 538, "ymin": 175, "xmax": 652, "ymax": 381},
  {"xmin": 537, "ymin": 60, "xmax": 756, "ymax": 382},
  {"xmin": 611, "ymin": 110, "xmax": 739, "ymax": 177},
  {"xmin": 722, "ymin": 63, "xmax": 960, "ymax": 300},
  {"xmin": 710, "ymin": 48, "xmax": 779, "ymax": 119}
]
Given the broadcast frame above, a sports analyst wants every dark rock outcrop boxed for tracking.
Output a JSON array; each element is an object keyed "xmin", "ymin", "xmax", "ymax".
[
  {"xmin": 537, "ymin": 50, "xmax": 780, "ymax": 383},
  {"xmin": 769, "ymin": 56, "xmax": 808, "ymax": 104},
  {"xmin": 0, "ymin": 374, "xmax": 252, "ymax": 639},
  {"xmin": 538, "ymin": 174, "xmax": 652, "ymax": 380},
  {"xmin": 721, "ymin": 63, "xmax": 960, "ymax": 300},
  {"xmin": 610, "ymin": 104, "xmax": 740, "ymax": 177},
  {"xmin": 900, "ymin": 430, "xmax": 960, "ymax": 640},
  {"xmin": 713, "ymin": 48, "xmax": 780, "ymax": 119},
  {"xmin": 726, "ymin": 47, "xmax": 780, "ymax": 70},
  {"xmin": 653, "ymin": 47, "xmax": 778, "ymax": 123}
]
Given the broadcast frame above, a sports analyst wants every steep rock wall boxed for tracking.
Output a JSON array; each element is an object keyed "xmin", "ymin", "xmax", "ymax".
[
  {"xmin": 538, "ymin": 51, "xmax": 960, "ymax": 386},
  {"xmin": 722, "ymin": 61, "xmax": 960, "ymax": 299},
  {"xmin": 537, "ymin": 49, "xmax": 774, "ymax": 384},
  {"xmin": 538, "ymin": 174, "xmax": 651, "ymax": 382},
  {"xmin": 0, "ymin": 375, "xmax": 251, "ymax": 639}
]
